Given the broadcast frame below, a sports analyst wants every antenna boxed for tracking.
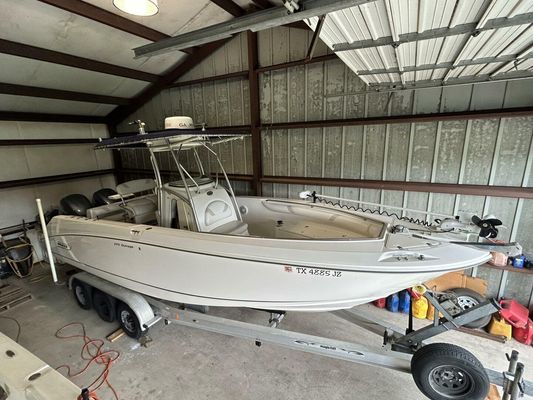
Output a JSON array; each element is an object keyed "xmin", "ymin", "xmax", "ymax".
[{"xmin": 129, "ymin": 120, "xmax": 146, "ymax": 135}]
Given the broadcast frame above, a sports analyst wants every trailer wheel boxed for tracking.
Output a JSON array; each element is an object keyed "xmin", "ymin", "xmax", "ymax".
[
  {"xmin": 117, "ymin": 302, "xmax": 142, "ymax": 339},
  {"xmin": 448, "ymin": 288, "xmax": 492, "ymax": 329},
  {"xmin": 72, "ymin": 279, "xmax": 92, "ymax": 310},
  {"xmin": 92, "ymin": 290, "xmax": 116, "ymax": 322},
  {"xmin": 411, "ymin": 343, "xmax": 489, "ymax": 400}
]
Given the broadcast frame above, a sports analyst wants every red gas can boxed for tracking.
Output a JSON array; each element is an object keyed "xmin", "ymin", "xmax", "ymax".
[
  {"xmin": 499, "ymin": 299, "xmax": 529, "ymax": 328},
  {"xmin": 373, "ymin": 298, "xmax": 386, "ymax": 308},
  {"xmin": 513, "ymin": 318, "xmax": 533, "ymax": 345}
]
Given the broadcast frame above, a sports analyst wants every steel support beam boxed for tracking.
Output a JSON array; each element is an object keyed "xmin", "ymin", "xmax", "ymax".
[
  {"xmin": 210, "ymin": 0, "xmax": 245, "ymax": 17},
  {"xmin": 256, "ymin": 53, "xmax": 337, "ymax": 73},
  {"xmin": 168, "ymin": 53, "xmax": 338, "ymax": 89},
  {"xmin": 0, "ymin": 82, "xmax": 129, "ymax": 105},
  {"xmin": 248, "ymin": 31, "xmax": 262, "ymax": 196},
  {"xmin": 0, "ymin": 169, "xmax": 115, "ymax": 190},
  {"xmin": 0, "ymin": 39, "xmax": 158, "ymax": 82},
  {"xmin": 134, "ymin": 0, "xmax": 375, "ymax": 57},
  {"xmin": 37, "ymin": 0, "xmax": 193, "ymax": 54},
  {"xmin": 0, "ymin": 139, "xmax": 99, "ymax": 146},
  {"xmin": 367, "ymin": 70, "xmax": 533, "ymax": 90},
  {"xmin": 0, "ymin": 111, "xmax": 106, "ymax": 124},
  {"xmin": 334, "ymin": 12, "xmax": 533, "ymax": 52},
  {"xmin": 251, "ymin": 0, "xmax": 273, "ymax": 9},
  {"xmin": 261, "ymin": 176, "xmax": 533, "ymax": 199},
  {"xmin": 356, "ymin": 53, "xmax": 533, "ymax": 75},
  {"xmin": 167, "ymin": 70, "xmax": 248, "ymax": 88},
  {"xmin": 306, "ymin": 14, "xmax": 326, "ymax": 61},
  {"xmin": 120, "ymin": 168, "xmax": 253, "ymax": 182},
  {"xmin": 109, "ymin": 106, "xmax": 533, "ymax": 137},
  {"xmin": 259, "ymin": 106, "xmax": 533, "ymax": 129}
]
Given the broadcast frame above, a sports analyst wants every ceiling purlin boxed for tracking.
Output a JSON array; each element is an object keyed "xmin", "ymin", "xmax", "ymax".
[
  {"xmin": 0, "ymin": 39, "xmax": 159, "ymax": 82},
  {"xmin": 0, "ymin": 111, "xmax": 106, "ymax": 123},
  {"xmin": 210, "ymin": 0, "xmax": 246, "ymax": 17},
  {"xmin": 0, "ymin": 82, "xmax": 130, "ymax": 105},
  {"xmin": 250, "ymin": 0, "xmax": 273, "ymax": 9},
  {"xmin": 37, "ymin": 0, "xmax": 195, "ymax": 54}
]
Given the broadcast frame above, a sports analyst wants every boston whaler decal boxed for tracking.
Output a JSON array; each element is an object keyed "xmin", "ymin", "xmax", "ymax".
[
  {"xmin": 56, "ymin": 241, "xmax": 71, "ymax": 250},
  {"xmin": 114, "ymin": 242, "xmax": 135, "ymax": 249}
]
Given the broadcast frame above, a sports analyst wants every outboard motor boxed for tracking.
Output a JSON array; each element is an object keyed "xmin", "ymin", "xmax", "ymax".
[
  {"xmin": 60, "ymin": 194, "xmax": 92, "ymax": 216},
  {"xmin": 93, "ymin": 188, "xmax": 118, "ymax": 206}
]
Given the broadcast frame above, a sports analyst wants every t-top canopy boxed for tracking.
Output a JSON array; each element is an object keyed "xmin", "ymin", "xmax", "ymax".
[{"xmin": 95, "ymin": 128, "xmax": 250, "ymax": 151}]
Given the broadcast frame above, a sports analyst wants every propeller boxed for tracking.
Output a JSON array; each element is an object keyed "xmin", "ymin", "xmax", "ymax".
[{"xmin": 471, "ymin": 215, "xmax": 502, "ymax": 238}]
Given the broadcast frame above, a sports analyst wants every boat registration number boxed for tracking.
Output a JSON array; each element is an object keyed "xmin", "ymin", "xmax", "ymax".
[{"xmin": 292, "ymin": 267, "xmax": 342, "ymax": 278}]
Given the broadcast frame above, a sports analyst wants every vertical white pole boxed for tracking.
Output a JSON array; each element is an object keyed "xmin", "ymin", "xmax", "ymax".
[{"xmin": 36, "ymin": 198, "xmax": 58, "ymax": 283}]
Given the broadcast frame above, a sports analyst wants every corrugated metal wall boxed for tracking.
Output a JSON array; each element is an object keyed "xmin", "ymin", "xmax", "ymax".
[{"xmin": 117, "ymin": 27, "xmax": 533, "ymax": 303}]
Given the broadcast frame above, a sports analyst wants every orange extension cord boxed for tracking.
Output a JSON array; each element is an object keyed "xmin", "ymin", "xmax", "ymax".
[{"xmin": 55, "ymin": 322, "xmax": 120, "ymax": 400}]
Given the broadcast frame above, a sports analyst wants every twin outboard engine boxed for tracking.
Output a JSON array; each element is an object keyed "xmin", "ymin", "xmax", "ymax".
[
  {"xmin": 60, "ymin": 194, "xmax": 92, "ymax": 216},
  {"xmin": 93, "ymin": 188, "xmax": 118, "ymax": 206},
  {"xmin": 60, "ymin": 188, "xmax": 118, "ymax": 216}
]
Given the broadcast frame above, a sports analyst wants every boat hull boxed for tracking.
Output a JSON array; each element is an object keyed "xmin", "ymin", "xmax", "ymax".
[{"xmin": 49, "ymin": 216, "xmax": 490, "ymax": 312}]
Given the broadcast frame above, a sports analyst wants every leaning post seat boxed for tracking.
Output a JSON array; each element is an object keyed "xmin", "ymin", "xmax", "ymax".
[
  {"xmin": 115, "ymin": 179, "xmax": 158, "ymax": 224},
  {"xmin": 60, "ymin": 194, "xmax": 92, "ymax": 216}
]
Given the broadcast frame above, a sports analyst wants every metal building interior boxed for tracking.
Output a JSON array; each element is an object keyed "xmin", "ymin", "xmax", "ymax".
[{"xmin": 0, "ymin": 0, "xmax": 532, "ymax": 399}]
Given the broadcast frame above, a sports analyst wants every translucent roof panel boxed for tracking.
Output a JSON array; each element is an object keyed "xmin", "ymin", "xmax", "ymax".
[{"xmin": 309, "ymin": 0, "xmax": 533, "ymax": 87}]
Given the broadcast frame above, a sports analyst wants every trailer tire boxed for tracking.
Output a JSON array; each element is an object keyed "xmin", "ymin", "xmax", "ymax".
[
  {"xmin": 117, "ymin": 302, "xmax": 142, "ymax": 339},
  {"xmin": 447, "ymin": 288, "xmax": 492, "ymax": 329},
  {"xmin": 411, "ymin": 343, "xmax": 489, "ymax": 400},
  {"xmin": 92, "ymin": 290, "xmax": 116, "ymax": 322},
  {"xmin": 72, "ymin": 279, "xmax": 92, "ymax": 310}
]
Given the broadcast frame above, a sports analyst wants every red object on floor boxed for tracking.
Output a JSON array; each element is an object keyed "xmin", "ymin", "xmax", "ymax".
[
  {"xmin": 513, "ymin": 318, "xmax": 533, "ymax": 345},
  {"xmin": 373, "ymin": 298, "xmax": 386, "ymax": 308},
  {"xmin": 499, "ymin": 299, "xmax": 529, "ymax": 328}
]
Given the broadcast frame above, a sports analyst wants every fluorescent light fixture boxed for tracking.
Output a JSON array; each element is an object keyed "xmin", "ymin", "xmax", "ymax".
[{"xmin": 113, "ymin": 0, "xmax": 158, "ymax": 16}]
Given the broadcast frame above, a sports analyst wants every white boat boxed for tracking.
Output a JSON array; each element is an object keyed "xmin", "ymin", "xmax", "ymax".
[{"xmin": 48, "ymin": 120, "xmax": 493, "ymax": 312}]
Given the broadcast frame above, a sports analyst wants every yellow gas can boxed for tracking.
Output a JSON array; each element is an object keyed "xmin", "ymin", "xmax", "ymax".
[
  {"xmin": 412, "ymin": 296, "xmax": 428, "ymax": 319},
  {"xmin": 487, "ymin": 315, "xmax": 512, "ymax": 340}
]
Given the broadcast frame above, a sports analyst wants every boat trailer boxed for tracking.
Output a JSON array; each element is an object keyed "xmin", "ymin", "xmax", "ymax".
[{"xmin": 71, "ymin": 272, "xmax": 532, "ymax": 400}]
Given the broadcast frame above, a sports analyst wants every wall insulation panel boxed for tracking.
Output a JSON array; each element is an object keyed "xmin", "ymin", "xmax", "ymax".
[{"xmin": 0, "ymin": 122, "xmax": 114, "ymax": 227}]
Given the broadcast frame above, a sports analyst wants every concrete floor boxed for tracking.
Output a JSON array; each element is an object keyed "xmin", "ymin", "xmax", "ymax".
[{"xmin": 1, "ymin": 264, "xmax": 532, "ymax": 400}]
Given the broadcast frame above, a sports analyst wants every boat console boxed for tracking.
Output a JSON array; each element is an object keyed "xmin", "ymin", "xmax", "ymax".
[{"xmin": 161, "ymin": 176, "xmax": 249, "ymax": 235}]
